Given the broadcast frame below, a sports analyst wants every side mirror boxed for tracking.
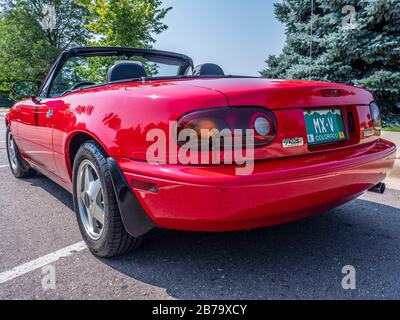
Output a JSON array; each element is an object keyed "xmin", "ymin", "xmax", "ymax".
[{"xmin": 11, "ymin": 80, "xmax": 39, "ymax": 98}]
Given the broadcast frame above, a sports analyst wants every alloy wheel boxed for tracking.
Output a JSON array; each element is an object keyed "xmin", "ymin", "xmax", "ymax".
[{"xmin": 76, "ymin": 160, "xmax": 105, "ymax": 240}]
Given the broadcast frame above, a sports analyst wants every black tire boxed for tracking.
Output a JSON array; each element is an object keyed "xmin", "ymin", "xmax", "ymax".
[
  {"xmin": 72, "ymin": 141, "xmax": 141, "ymax": 257},
  {"xmin": 6, "ymin": 128, "xmax": 36, "ymax": 178}
]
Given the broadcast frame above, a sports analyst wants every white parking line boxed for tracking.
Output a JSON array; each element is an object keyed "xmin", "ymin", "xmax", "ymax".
[
  {"xmin": 0, "ymin": 165, "xmax": 9, "ymax": 169},
  {"xmin": 0, "ymin": 241, "xmax": 87, "ymax": 284}
]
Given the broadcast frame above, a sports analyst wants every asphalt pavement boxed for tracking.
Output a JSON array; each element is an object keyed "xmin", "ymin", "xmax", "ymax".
[{"xmin": 0, "ymin": 117, "xmax": 399, "ymax": 300}]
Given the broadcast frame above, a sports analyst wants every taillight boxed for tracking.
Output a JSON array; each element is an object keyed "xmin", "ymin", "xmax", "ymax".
[
  {"xmin": 369, "ymin": 102, "xmax": 382, "ymax": 131},
  {"xmin": 177, "ymin": 107, "xmax": 277, "ymax": 148}
]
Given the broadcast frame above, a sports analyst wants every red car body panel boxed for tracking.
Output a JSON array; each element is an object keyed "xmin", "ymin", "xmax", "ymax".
[{"xmin": 6, "ymin": 76, "xmax": 396, "ymax": 233}]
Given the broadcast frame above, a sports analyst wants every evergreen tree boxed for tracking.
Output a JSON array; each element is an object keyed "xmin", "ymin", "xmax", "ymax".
[{"xmin": 260, "ymin": 0, "xmax": 400, "ymax": 112}]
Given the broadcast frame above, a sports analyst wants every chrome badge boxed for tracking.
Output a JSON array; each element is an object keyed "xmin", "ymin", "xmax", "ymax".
[{"xmin": 282, "ymin": 137, "xmax": 304, "ymax": 148}]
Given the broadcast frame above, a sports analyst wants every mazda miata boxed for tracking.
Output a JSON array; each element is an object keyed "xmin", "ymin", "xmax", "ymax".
[{"xmin": 5, "ymin": 47, "xmax": 396, "ymax": 257}]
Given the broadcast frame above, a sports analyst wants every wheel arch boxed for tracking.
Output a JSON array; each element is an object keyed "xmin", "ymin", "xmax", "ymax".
[
  {"xmin": 67, "ymin": 131, "xmax": 160, "ymax": 240},
  {"xmin": 66, "ymin": 131, "xmax": 110, "ymax": 179}
]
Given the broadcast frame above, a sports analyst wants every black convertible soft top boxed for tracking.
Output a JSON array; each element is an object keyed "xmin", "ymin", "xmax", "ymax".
[
  {"xmin": 38, "ymin": 46, "xmax": 255, "ymax": 98},
  {"xmin": 65, "ymin": 46, "xmax": 194, "ymax": 69},
  {"xmin": 37, "ymin": 46, "xmax": 194, "ymax": 98}
]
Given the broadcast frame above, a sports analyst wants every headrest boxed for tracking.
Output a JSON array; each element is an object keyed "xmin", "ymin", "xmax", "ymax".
[
  {"xmin": 107, "ymin": 61, "xmax": 147, "ymax": 82},
  {"xmin": 193, "ymin": 63, "xmax": 225, "ymax": 76}
]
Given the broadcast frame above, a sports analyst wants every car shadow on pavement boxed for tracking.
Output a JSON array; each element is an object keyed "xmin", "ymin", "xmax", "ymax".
[
  {"xmin": 100, "ymin": 198, "xmax": 400, "ymax": 300},
  {"xmin": 23, "ymin": 174, "xmax": 74, "ymax": 211}
]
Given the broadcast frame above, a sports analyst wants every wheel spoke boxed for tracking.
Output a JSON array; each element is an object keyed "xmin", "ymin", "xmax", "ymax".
[
  {"xmin": 81, "ymin": 192, "xmax": 88, "ymax": 207},
  {"xmin": 86, "ymin": 206, "xmax": 96, "ymax": 230},
  {"xmin": 91, "ymin": 203, "xmax": 105, "ymax": 225},
  {"xmin": 89, "ymin": 179, "xmax": 102, "ymax": 200},
  {"xmin": 84, "ymin": 166, "xmax": 91, "ymax": 191}
]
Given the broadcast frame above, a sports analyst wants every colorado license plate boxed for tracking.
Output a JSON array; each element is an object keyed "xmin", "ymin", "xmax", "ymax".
[{"xmin": 304, "ymin": 109, "xmax": 347, "ymax": 146}]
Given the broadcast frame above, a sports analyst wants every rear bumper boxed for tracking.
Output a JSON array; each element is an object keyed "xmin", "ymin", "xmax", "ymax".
[{"xmin": 113, "ymin": 139, "xmax": 396, "ymax": 234}]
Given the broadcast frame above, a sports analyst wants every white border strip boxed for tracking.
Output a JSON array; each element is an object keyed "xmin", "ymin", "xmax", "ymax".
[{"xmin": 0, "ymin": 241, "xmax": 87, "ymax": 284}]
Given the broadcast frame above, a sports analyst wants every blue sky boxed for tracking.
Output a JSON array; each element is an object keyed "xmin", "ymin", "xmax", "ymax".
[{"xmin": 154, "ymin": 0, "xmax": 286, "ymax": 76}]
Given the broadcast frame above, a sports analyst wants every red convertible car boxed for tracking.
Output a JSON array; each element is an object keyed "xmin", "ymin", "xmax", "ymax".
[{"xmin": 5, "ymin": 47, "xmax": 396, "ymax": 257}]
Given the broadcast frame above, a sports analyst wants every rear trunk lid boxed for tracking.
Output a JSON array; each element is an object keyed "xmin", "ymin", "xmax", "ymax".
[{"xmin": 180, "ymin": 78, "xmax": 373, "ymax": 109}]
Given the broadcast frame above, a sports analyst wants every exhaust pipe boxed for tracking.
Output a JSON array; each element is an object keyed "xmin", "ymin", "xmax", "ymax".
[{"xmin": 368, "ymin": 183, "xmax": 386, "ymax": 194}]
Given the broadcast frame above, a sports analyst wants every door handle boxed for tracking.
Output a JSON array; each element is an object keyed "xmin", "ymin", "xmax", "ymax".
[{"xmin": 46, "ymin": 110, "xmax": 53, "ymax": 118}]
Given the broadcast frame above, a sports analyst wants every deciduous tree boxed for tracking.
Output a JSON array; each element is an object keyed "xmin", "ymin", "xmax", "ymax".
[
  {"xmin": 81, "ymin": 0, "xmax": 171, "ymax": 47},
  {"xmin": 0, "ymin": 0, "xmax": 90, "ymax": 94},
  {"xmin": 0, "ymin": 0, "xmax": 171, "ymax": 97}
]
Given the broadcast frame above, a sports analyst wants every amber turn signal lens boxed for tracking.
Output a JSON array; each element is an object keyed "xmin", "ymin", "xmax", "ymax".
[{"xmin": 131, "ymin": 179, "xmax": 159, "ymax": 193}]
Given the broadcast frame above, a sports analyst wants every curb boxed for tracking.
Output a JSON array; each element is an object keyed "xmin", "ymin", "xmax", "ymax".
[{"xmin": 381, "ymin": 131, "xmax": 400, "ymax": 159}]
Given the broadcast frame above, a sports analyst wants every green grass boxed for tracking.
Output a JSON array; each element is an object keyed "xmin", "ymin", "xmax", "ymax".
[{"xmin": 383, "ymin": 127, "xmax": 400, "ymax": 132}]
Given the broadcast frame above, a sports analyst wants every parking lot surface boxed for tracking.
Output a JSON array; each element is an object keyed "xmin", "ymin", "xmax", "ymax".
[{"xmin": 0, "ymin": 117, "xmax": 399, "ymax": 300}]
